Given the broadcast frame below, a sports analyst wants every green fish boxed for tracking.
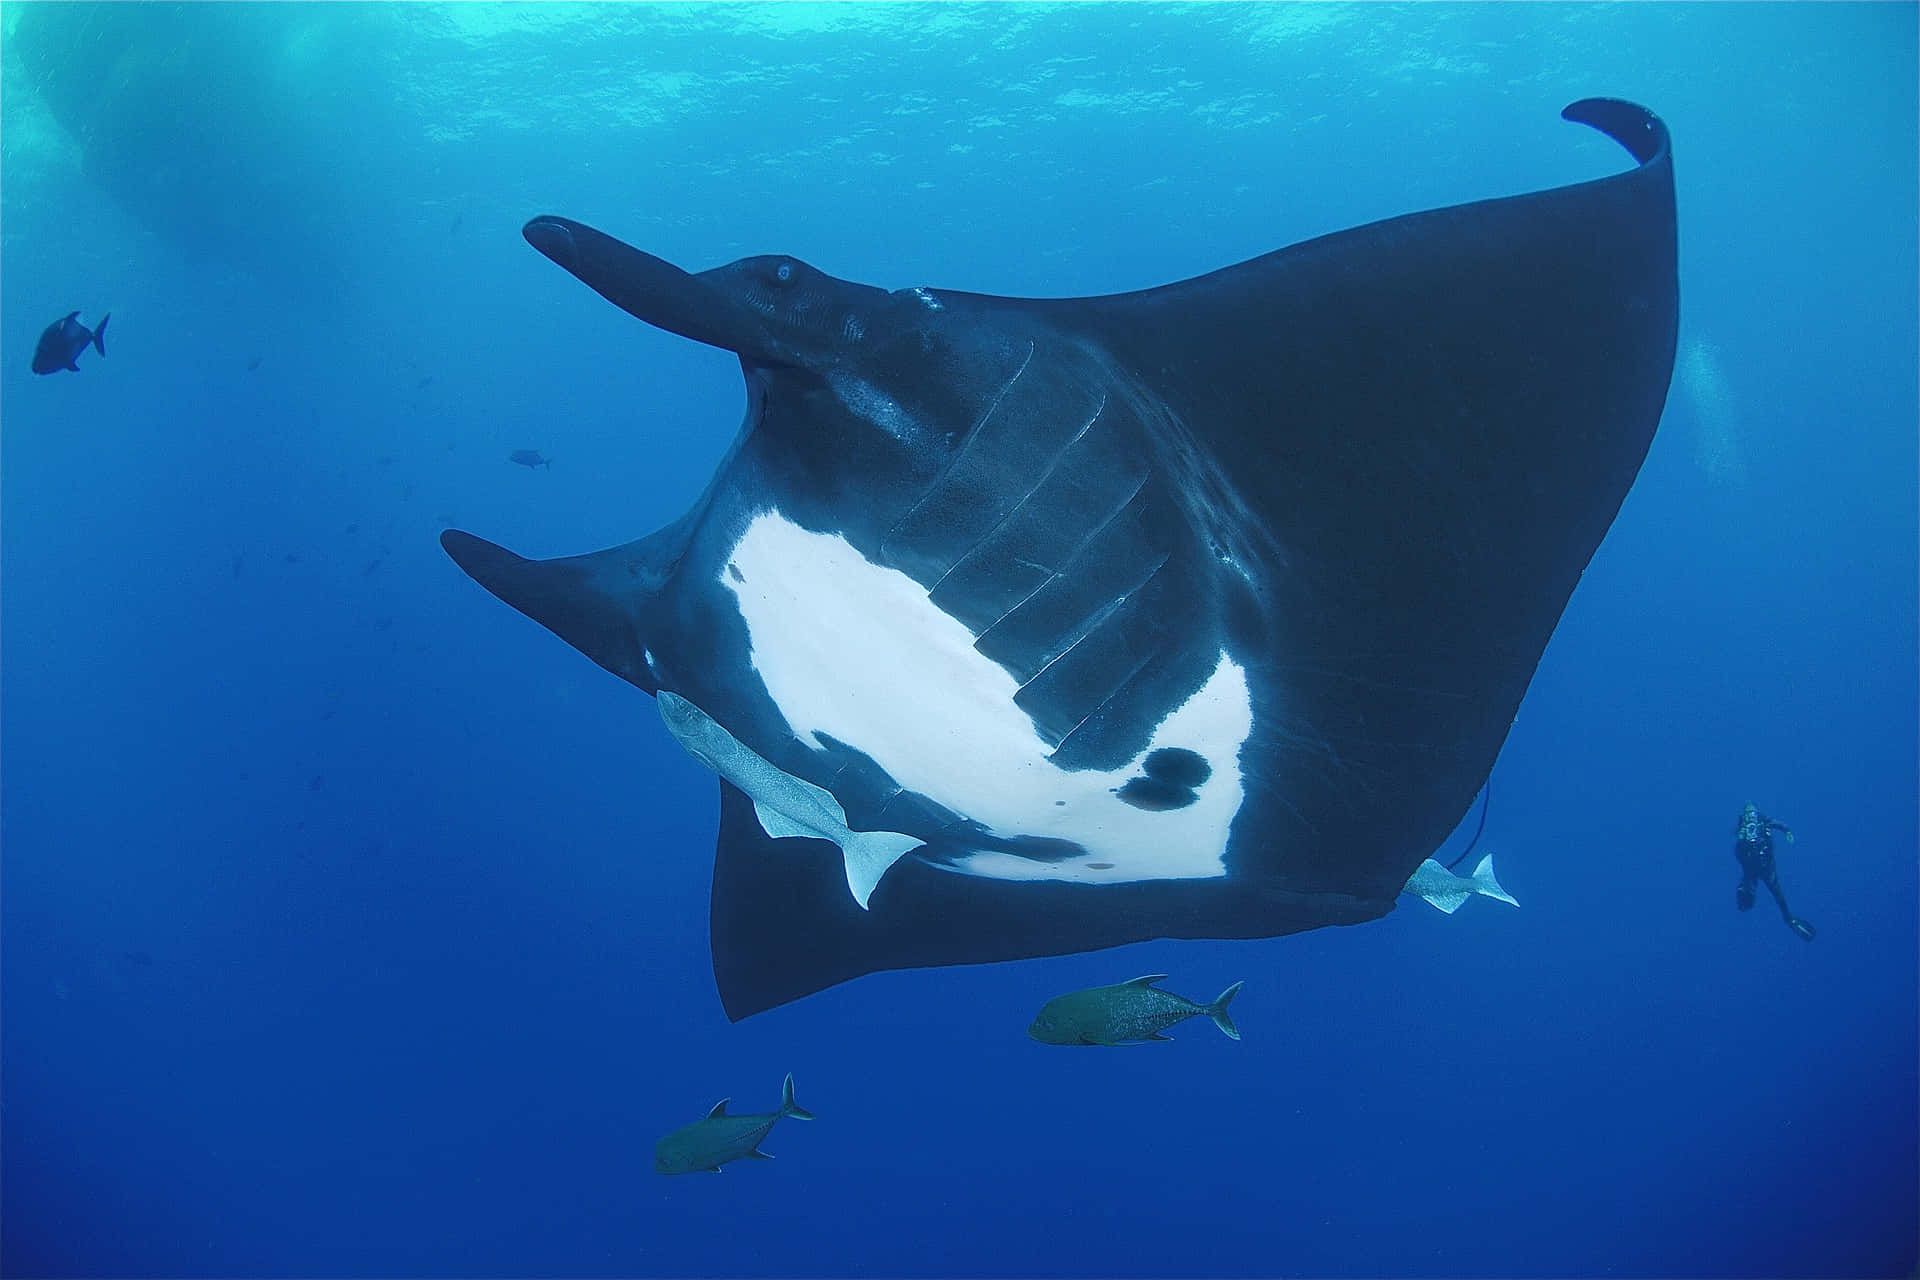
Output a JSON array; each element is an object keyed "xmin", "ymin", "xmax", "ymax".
[
  {"xmin": 654, "ymin": 1073, "xmax": 814, "ymax": 1174},
  {"xmin": 1027, "ymin": 975, "xmax": 1244, "ymax": 1046}
]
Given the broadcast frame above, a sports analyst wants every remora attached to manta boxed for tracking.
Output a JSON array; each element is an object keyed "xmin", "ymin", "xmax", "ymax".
[{"xmin": 444, "ymin": 99, "xmax": 1677, "ymax": 1020}]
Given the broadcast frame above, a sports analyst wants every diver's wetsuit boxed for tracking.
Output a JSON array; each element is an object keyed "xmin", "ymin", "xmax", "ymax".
[{"xmin": 1735, "ymin": 804, "xmax": 1815, "ymax": 941}]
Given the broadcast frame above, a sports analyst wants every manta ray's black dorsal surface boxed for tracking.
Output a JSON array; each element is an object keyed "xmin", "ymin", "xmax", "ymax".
[{"xmin": 444, "ymin": 99, "xmax": 1677, "ymax": 1020}]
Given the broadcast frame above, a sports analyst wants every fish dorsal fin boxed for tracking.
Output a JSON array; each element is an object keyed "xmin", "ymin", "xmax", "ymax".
[
  {"xmin": 63, "ymin": 310, "xmax": 79, "ymax": 322},
  {"xmin": 1122, "ymin": 974, "xmax": 1170, "ymax": 987},
  {"xmin": 706, "ymin": 1099, "xmax": 729, "ymax": 1119}
]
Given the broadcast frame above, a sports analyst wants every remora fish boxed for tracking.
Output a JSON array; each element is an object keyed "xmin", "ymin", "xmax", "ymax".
[
  {"xmin": 1402, "ymin": 854, "xmax": 1518, "ymax": 914},
  {"xmin": 508, "ymin": 449, "xmax": 552, "ymax": 470},
  {"xmin": 33, "ymin": 310, "xmax": 109, "ymax": 375},
  {"xmin": 1028, "ymin": 974, "xmax": 1243, "ymax": 1045},
  {"xmin": 654, "ymin": 1073, "xmax": 813, "ymax": 1174}
]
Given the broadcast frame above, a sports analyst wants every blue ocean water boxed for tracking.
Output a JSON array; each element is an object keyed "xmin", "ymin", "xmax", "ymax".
[{"xmin": 2, "ymin": 3, "xmax": 1915, "ymax": 1275}]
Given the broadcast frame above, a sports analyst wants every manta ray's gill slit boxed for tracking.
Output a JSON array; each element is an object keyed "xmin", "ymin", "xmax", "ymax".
[
  {"xmin": 885, "ymin": 340, "xmax": 1038, "ymax": 534},
  {"xmin": 924, "ymin": 390, "xmax": 1112, "ymax": 601},
  {"xmin": 882, "ymin": 341, "xmax": 1123, "ymax": 584},
  {"xmin": 1016, "ymin": 556, "xmax": 1179, "ymax": 750},
  {"xmin": 1043, "ymin": 647, "xmax": 1163, "ymax": 759},
  {"xmin": 981, "ymin": 480, "xmax": 1168, "ymax": 685},
  {"xmin": 975, "ymin": 339, "xmax": 1036, "ymax": 431},
  {"xmin": 924, "ymin": 392, "xmax": 1153, "ymax": 648},
  {"xmin": 1019, "ymin": 558, "xmax": 1165, "ymax": 691}
]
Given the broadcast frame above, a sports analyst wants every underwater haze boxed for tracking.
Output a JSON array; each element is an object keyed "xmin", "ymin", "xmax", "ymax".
[{"xmin": 3, "ymin": 3, "xmax": 1916, "ymax": 1276}]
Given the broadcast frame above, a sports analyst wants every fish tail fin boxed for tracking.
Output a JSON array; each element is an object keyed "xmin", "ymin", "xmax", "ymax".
[
  {"xmin": 841, "ymin": 829, "xmax": 923, "ymax": 910},
  {"xmin": 1206, "ymin": 981, "xmax": 1244, "ymax": 1041},
  {"xmin": 1469, "ymin": 854, "xmax": 1518, "ymax": 907},
  {"xmin": 93, "ymin": 313, "xmax": 109, "ymax": 357},
  {"xmin": 780, "ymin": 1072, "xmax": 814, "ymax": 1120}
]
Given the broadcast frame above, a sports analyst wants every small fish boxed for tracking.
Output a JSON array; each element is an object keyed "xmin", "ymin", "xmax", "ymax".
[
  {"xmin": 1402, "ymin": 853, "xmax": 1517, "ymax": 915},
  {"xmin": 654, "ymin": 1073, "xmax": 813, "ymax": 1174},
  {"xmin": 509, "ymin": 449, "xmax": 552, "ymax": 470},
  {"xmin": 1028, "ymin": 974, "xmax": 1243, "ymax": 1046},
  {"xmin": 33, "ymin": 310, "xmax": 109, "ymax": 375}
]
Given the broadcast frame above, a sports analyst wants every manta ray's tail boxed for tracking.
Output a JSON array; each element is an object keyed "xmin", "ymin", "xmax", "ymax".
[
  {"xmin": 1467, "ymin": 854, "xmax": 1518, "ymax": 908},
  {"xmin": 1205, "ymin": 981, "xmax": 1244, "ymax": 1041}
]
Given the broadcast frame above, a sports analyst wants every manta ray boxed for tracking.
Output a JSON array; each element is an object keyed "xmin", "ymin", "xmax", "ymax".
[{"xmin": 444, "ymin": 99, "xmax": 1677, "ymax": 1020}]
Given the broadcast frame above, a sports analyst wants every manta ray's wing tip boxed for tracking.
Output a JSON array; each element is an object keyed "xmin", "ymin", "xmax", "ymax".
[{"xmin": 1560, "ymin": 97, "xmax": 1668, "ymax": 166}]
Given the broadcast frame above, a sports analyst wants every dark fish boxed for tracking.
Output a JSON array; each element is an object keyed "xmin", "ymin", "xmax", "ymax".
[
  {"xmin": 32, "ymin": 310, "xmax": 109, "ymax": 375},
  {"xmin": 508, "ymin": 449, "xmax": 552, "ymax": 470},
  {"xmin": 1028, "ymin": 974, "xmax": 1243, "ymax": 1045},
  {"xmin": 654, "ymin": 1074, "xmax": 814, "ymax": 1174}
]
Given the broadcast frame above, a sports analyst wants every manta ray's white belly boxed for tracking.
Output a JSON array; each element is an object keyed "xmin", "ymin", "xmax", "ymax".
[{"xmin": 719, "ymin": 509, "xmax": 1251, "ymax": 885}]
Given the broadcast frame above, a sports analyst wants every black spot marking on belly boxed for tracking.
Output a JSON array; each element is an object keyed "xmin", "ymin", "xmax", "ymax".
[
  {"xmin": 728, "ymin": 563, "xmax": 745, "ymax": 583},
  {"xmin": 1085, "ymin": 861, "xmax": 1114, "ymax": 870},
  {"xmin": 1116, "ymin": 777, "xmax": 1196, "ymax": 810},
  {"xmin": 1144, "ymin": 747, "xmax": 1211, "ymax": 787},
  {"xmin": 1115, "ymin": 747, "xmax": 1212, "ymax": 811},
  {"xmin": 970, "ymin": 833, "xmax": 1085, "ymax": 863}
]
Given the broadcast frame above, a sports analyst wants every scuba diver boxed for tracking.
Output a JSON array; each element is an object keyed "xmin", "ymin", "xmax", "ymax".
[{"xmin": 1733, "ymin": 803, "xmax": 1815, "ymax": 941}]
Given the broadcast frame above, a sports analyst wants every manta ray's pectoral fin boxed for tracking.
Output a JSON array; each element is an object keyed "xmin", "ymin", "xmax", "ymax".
[{"xmin": 440, "ymin": 519, "xmax": 693, "ymax": 695}]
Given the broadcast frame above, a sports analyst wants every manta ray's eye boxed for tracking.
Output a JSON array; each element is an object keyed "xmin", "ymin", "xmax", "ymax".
[{"xmin": 774, "ymin": 260, "xmax": 794, "ymax": 284}]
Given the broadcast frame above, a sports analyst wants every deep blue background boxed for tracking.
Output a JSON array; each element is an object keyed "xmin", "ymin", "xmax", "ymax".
[{"xmin": 3, "ymin": 5, "xmax": 1915, "ymax": 1276}]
